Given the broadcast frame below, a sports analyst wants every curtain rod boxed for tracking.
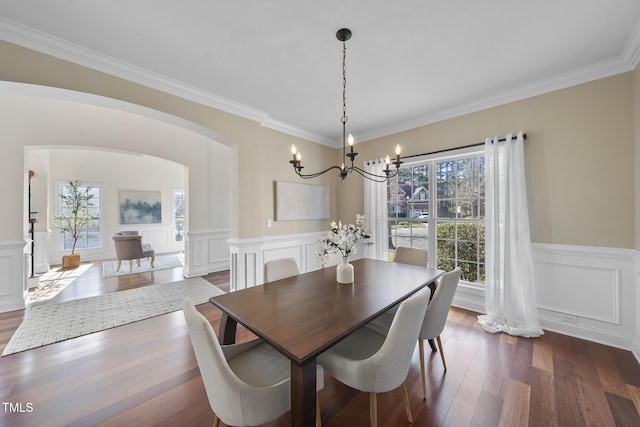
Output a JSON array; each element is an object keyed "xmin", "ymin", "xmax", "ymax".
[{"xmin": 400, "ymin": 132, "xmax": 527, "ymax": 160}]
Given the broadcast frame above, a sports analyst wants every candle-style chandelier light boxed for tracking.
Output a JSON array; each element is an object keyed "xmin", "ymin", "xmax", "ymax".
[{"xmin": 289, "ymin": 28, "xmax": 403, "ymax": 183}]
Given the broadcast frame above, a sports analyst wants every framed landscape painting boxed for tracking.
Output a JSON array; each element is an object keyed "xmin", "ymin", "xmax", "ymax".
[{"xmin": 119, "ymin": 190, "xmax": 162, "ymax": 224}]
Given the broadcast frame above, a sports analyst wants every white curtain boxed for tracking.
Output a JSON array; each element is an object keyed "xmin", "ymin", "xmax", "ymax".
[
  {"xmin": 364, "ymin": 159, "xmax": 388, "ymax": 260},
  {"xmin": 478, "ymin": 132, "xmax": 543, "ymax": 338}
]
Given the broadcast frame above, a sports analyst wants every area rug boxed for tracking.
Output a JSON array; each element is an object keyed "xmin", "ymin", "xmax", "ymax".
[
  {"xmin": 2, "ymin": 277, "xmax": 224, "ymax": 356},
  {"xmin": 102, "ymin": 253, "xmax": 183, "ymax": 277}
]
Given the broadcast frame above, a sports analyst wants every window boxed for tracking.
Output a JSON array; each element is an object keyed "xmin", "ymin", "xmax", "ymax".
[
  {"xmin": 387, "ymin": 150, "xmax": 485, "ymax": 284},
  {"xmin": 57, "ymin": 181, "xmax": 102, "ymax": 251},
  {"xmin": 173, "ymin": 189, "xmax": 185, "ymax": 242}
]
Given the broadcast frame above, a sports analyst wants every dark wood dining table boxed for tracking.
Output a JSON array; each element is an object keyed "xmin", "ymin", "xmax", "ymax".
[{"xmin": 209, "ymin": 257, "xmax": 444, "ymax": 427}]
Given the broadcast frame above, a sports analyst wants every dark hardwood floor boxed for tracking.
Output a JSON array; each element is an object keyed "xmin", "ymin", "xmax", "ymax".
[{"xmin": 1, "ymin": 260, "xmax": 640, "ymax": 426}]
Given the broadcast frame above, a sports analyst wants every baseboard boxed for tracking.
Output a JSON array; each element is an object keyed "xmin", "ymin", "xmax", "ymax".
[
  {"xmin": 632, "ymin": 338, "xmax": 640, "ymax": 364},
  {"xmin": 454, "ymin": 243, "xmax": 639, "ymax": 354},
  {"xmin": 452, "ymin": 284, "xmax": 485, "ymax": 314}
]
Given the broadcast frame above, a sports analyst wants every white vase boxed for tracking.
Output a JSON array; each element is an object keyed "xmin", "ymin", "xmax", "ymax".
[{"xmin": 336, "ymin": 256, "xmax": 354, "ymax": 284}]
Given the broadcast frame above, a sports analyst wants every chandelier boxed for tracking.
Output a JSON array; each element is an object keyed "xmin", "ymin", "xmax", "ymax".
[{"xmin": 289, "ymin": 28, "xmax": 402, "ymax": 182}]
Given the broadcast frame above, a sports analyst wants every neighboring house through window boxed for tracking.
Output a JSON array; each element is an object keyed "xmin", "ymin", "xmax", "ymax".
[{"xmin": 387, "ymin": 148, "xmax": 485, "ymax": 284}]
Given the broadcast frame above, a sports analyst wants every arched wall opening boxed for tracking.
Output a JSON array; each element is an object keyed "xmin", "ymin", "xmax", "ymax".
[{"xmin": 0, "ymin": 82, "xmax": 236, "ymax": 311}]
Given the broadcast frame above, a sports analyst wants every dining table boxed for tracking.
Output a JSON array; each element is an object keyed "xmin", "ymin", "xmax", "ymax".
[{"xmin": 209, "ymin": 257, "xmax": 444, "ymax": 427}]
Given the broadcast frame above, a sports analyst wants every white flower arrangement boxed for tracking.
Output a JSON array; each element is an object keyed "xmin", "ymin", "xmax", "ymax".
[{"xmin": 317, "ymin": 214, "xmax": 371, "ymax": 265}]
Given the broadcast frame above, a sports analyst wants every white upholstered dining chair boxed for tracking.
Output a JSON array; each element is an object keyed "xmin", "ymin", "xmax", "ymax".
[
  {"xmin": 368, "ymin": 267, "xmax": 462, "ymax": 400},
  {"xmin": 264, "ymin": 257, "xmax": 300, "ymax": 282},
  {"xmin": 316, "ymin": 288, "xmax": 430, "ymax": 427},
  {"xmin": 386, "ymin": 246, "xmax": 429, "ymax": 317},
  {"xmin": 393, "ymin": 246, "xmax": 428, "ymax": 267},
  {"xmin": 182, "ymin": 299, "xmax": 324, "ymax": 427}
]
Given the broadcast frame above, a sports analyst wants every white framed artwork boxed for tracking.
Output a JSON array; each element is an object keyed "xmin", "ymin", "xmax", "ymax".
[{"xmin": 275, "ymin": 181, "xmax": 329, "ymax": 221}]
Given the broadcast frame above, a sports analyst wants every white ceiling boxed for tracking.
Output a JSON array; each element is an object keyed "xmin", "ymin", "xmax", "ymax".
[{"xmin": 1, "ymin": 1, "xmax": 639, "ymax": 147}]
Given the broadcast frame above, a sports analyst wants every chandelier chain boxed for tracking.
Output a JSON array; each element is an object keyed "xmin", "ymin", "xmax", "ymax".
[
  {"xmin": 342, "ymin": 41, "xmax": 348, "ymax": 125},
  {"xmin": 288, "ymin": 28, "xmax": 402, "ymax": 182}
]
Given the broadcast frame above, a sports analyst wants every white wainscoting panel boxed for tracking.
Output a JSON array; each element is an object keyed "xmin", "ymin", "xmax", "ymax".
[
  {"xmin": 228, "ymin": 238, "xmax": 263, "ymax": 291},
  {"xmin": 451, "ymin": 243, "xmax": 638, "ymax": 355},
  {"xmin": 532, "ymin": 243, "xmax": 636, "ymax": 351},
  {"xmin": 53, "ymin": 225, "xmax": 182, "ymax": 265},
  {"xmin": 140, "ymin": 229, "xmax": 171, "ymax": 250},
  {"xmin": 0, "ymin": 240, "xmax": 29, "ymax": 313},
  {"xmin": 33, "ymin": 230, "xmax": 50, "ymax": 274},
  {"xmin": 536, "ymin": 261, "xmax": 620, "ymax": 324},
  {"xmin": 209, "ymin": 235, "xmax": 230, "ymax": 266},
  {"xmin": 184, "ymin": 229, "xmax": 229, "ymax": 278},
  {"xmin": 228, "ymin": 233, "xmax": 367, "ymax": 291}
]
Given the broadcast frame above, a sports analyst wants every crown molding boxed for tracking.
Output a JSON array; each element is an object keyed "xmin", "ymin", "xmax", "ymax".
[
  {"xmin": 358, "ymin": 17, "xmax": 640, "ymax": 142},
  {"xmin": 2, "ymin": 16, "xmax": 639, "ymax": 147},
  {"xmin": 0, "ymin": 18, "xmax": 271, "ymax": 125},
  {"xmin": 359, "ymin": 53, "xmax": 638, "ymax": 143},
  {"xmin": 261, "ymin": 117, "xmax": 336, "ymax": 147},
  {"xmin": 623, "ymin": 18, "xmax": 640, "ymax": 68}
]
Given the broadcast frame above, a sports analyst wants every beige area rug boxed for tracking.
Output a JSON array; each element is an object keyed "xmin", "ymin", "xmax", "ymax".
[
  {"xmin": 102, "ymin": 253, "xmax": 184, "ymax": 277},
  {"xmin": 3, "ymin": 277, "xmax": 224, "ymax": 357}
]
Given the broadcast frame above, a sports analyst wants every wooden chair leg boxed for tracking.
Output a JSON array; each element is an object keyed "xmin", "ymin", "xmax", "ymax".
[
  {"xmin": 370, "ymin": 392, "xmax": 377, "ymax": 427},
  {"xmin": 316, "ymin": 392, "xmax": 322, "ymax": 427},
  {"xmin": 129, "ymin": 260, "xmax": 133, "ymax": 273},
  {"xmin": 116, "ymin": 260, "xmax": 122, "ymax": 272},
  {"xmin": 136, "ymin": 258, "xmax": 141, "ymax": 267},
  {"xmin": 150, "ymin": 255, "xmax": 155, "ymax": 268},
  {"xmin": 436, "ymin": 335, "xmax": 447, "ymax": 371},
  {"xmin": 212, "ymin": 414, "xmax": 220, "ymax": 427},
  {"xmin": 419, "ymin": 339, "xmax": 427, "ymax": 400},
  {"xmin": 402, "ymin": 381, "xmax": 413, "ymax": 423}
]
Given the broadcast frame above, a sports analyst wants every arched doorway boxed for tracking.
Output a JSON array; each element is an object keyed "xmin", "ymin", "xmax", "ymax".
[{"xmin": 0, "ymin": 82, "xmax": 236, "ymax": 311}]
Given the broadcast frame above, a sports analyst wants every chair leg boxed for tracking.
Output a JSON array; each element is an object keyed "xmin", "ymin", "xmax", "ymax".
[
  {"xmin": 129, "ymin": 260, "xmax": 133, "ymax": 273},
  {"xmin": 116, "ymin": 260, "xmax": 122, "ymax": 272},
  {"xmin": 369, "ymin": 392, "xmax": 377, "ymax": 427},
  {"xmin": 136, "ymin": 258, "xmax": 141, "ymax": 267},
  {"xmin": 419, "ymin": 339, "xmax": 427, "ymax": 400},
  {"xmin": 436, "ymin": 335, "xmax": 447, "ymax": 371},
  {"xmin": 402, "ymin": 381, "xmax": 413, "ymax": 423},
  {"xmin": 316, "ymin": 392, "xmax": 322, "ymax": 427},
  {"xmin": 150, "ymin": 255, "xmax": 155, "ymax": 268},
  {"xmin": 212, "ymin": 414, "xmax": 220, "ymax": 427}
]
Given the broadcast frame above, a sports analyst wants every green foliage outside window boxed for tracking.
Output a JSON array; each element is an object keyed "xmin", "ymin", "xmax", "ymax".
[
  {"xmin": 52, "ymin": 180, "xmax": 95, "ymax": 254},
  {"xmin": 437, "ymin": 222, "xmax": 485, "ymax": 283}
]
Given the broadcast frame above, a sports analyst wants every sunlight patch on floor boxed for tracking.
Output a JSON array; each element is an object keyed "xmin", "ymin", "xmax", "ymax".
[{"xmin": 28, "ymin": 264, "xmax": 94, "ymax": 304}]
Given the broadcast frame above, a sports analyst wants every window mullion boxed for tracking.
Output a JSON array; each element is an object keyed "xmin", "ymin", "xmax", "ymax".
[{"xmin": 428, "ymin": 160, "xmax": 437, "ymax": 269}]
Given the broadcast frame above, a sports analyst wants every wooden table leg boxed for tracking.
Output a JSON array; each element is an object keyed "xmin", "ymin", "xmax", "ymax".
[
  {"xmin": 427, "ymin": 279, "xmax": 438, "ymax": 352},
  {"xmin": 427, "ymin": 280, "xmax": 437, "ymax": 301},
  {"xmin": 290, "ymin": 358, "xmax": 317, "ymax": 427},
  {"xmin": 218, "ymin": 312, "xmax": 237, "ymax": 345}
]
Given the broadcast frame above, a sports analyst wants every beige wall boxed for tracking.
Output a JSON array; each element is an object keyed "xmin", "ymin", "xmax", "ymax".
[
  {"xmin": 258, "ymin": 127, "xmax": 338, "ymax": 236},
  {"xmin": 340, "ymin": 73, "xmax": 636, "ymax": 249},
  {"xmin": 1, "ymin": 40, "xmax": 637, "ymax": 249},
  {"xmin": 0, "ymin": 40, "xmax": 336, "ymax": 241}
]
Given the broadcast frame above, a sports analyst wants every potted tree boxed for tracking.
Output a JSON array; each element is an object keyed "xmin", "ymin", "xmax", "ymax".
[{"xmin": 53, "ymin": 180, "xmax": 94, "ymax": 268}]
